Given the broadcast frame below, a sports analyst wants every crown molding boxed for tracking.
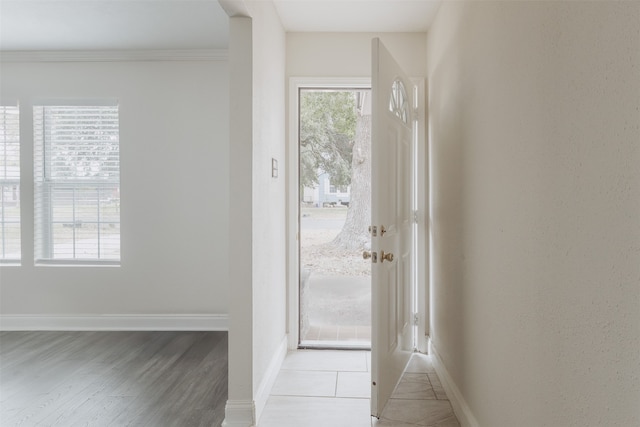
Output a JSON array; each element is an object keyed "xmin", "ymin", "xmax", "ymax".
[{"xmin": 0, "ymin": 49, "xmax": 228, "ymax": 63}]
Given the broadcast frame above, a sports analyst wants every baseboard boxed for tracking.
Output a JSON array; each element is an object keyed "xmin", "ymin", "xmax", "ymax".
[
  {"xmin": 0, "ymin": 314, "xmax": 228, "ymax": 331},
  {"xmin": 254, "ymin": 335, "xmax": 288, "ymax": 422},
  {"xmin": 429, "ymin": 342, "xmax": 481, "ymax": 427},
  {"xmin": 222, "ymin": 400, "xmax": 256, "ymax": 427}
]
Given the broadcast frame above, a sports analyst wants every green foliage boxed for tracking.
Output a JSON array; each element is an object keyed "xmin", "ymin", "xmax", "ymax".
[{"xmin": 299, "ymin": 91, "xmax": 357, "ymax": 188}]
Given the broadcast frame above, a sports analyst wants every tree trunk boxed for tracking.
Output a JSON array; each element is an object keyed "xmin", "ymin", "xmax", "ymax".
[{"xmin": 332, "ymin": 99, "xmax": 371, "ymax": 251}]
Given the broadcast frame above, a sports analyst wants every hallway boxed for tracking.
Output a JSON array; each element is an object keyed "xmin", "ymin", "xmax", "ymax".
[{"xmin": 259, "ymin": 350, "xmax": 460, "ymax": 427}]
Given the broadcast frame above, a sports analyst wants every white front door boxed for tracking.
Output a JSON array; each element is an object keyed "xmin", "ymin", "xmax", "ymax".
[{"xmin": 370, "ymin": 38, "xmax": 415, "ymax": 418}]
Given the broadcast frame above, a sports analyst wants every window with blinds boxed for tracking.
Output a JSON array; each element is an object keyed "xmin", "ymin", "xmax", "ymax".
[
  {"xmin": 34, "ymin": 105, "xmax": 120, "ymax": 264},
  {"xmin": 0, "ymin": 105, "xmax": 21, "ymax": 262}
]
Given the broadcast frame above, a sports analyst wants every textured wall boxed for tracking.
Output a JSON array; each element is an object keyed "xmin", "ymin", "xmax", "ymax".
[{"xmin": 427, "ymin": 2, "xmax": 640, "ymax": 426}]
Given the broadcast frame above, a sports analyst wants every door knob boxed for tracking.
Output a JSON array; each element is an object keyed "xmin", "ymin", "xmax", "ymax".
[
  {"xmin": 363, "ymin": 251, "xmax": 372, "ymax": 260},
  {"xmin": 381, "ymin": 251, "xmax": 394, "ymax": 263}
]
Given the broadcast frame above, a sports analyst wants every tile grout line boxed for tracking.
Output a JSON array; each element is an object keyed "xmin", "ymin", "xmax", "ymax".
[{"xmin": 425, "ymin": 369, "xmax": 435, "ymax": 394}]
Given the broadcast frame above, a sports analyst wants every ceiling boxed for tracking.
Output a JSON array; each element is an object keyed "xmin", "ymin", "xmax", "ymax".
[
  {"xmin": 274, "ymin": 1, "xmax": 440, "ymax": 33},
  {"xmin": 0, "ymin": 0, "xmax": 440, "ymax": 51},
  {"xmin": 0, "ymin": 0, "xmax": 230, "ymax": 50}
]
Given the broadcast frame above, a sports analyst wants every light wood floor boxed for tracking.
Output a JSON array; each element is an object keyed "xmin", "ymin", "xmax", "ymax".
[{"xmin": 0, "ymin": 331, "xmax": 228, "ymax": 426}]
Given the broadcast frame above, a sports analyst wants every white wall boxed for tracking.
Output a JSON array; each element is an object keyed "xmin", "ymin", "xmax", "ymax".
[
  {"xmin": 226, "ymin": 16, "xmax": 254, "ymax": 420},
  {"xmin": 247, "ymin": 2, "xmax": 287, "ymax": 407},
  {"xmin": 223, "ymin": 1, "xmax": 287, "ymax": 425},
  {"xmin": 0, "ymin": 58, "xmax": 229, "ymax": 321},
  {"xmin": 427, "ymin": 2, "xmax": 640, "ymax": 426},
  {"xmin": 287, "ymin": 32, "xmax": 426, "ymax": 78}
]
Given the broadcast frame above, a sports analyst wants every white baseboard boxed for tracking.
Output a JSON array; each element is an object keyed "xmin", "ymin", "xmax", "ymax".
[
  {"xmin": 254, "ymin": 335, "xmax": 288, "ymax": 422},
  {"xmin": 429, "ymin": 342, "xmax": 481, "ymax": 427},
  {"xmin": 222, "ymin": 400, "xmax": 256, "ymax": 427},
  {"xmin": 0, "ymin": 314, "xmax": 228, "ymax": 331},
  {"xmin": 221, "ymin": 335, "xmax": 287, "ymax": 427}
]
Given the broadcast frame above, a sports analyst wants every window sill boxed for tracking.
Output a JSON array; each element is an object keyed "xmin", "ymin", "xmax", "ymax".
[
  {"xmin": 34, "ymin": 260, "xmax": 120, "ymax": 267},
  {"xmin": 0, "ymin": 261, "xmax": 21, "ymax": 267}
]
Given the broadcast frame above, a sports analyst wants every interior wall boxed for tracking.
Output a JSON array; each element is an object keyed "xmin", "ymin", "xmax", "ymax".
[
  {"xmin": 427, "ymin": 2, "xmax": 640, "ymax": 426},
  {"xmin": 245, "ymin": 0, "xmax": 288, "ymax": 413},
  {"xmin": 0, "ymin": 59, "xmax": 229, "ymax": 317},
  {"xmin": 226, "ymin": 14, "xmax": 254, "ymax": 416}
]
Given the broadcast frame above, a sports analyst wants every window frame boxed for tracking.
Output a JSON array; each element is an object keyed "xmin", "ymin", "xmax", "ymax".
[
  {"xmin": 33, "ymin": 102, "xmax": 121, "ymax": 266},
  {"xmin": 0, "ymin": 104, "xmax": 21, "ymax": 264}
]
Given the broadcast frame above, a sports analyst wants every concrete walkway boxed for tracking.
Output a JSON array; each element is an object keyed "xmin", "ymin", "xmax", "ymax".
[{"xmin": 301, "ymin": 274, "xmax": 371, "ymax": 344}]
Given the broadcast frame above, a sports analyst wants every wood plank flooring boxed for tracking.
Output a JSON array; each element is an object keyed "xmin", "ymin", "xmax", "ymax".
[{"xmin": 0, "ymin": 331, "xmax": 228, "ymax": 426}]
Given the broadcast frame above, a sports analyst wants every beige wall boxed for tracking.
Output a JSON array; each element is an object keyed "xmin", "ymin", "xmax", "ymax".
[
  {"xmin": 427, "ymin": 2, "xmax": 640, "ymax": 426},
  {"xmin": 0, "ymin": 58, "xmax": 229, "ymax": 319}
]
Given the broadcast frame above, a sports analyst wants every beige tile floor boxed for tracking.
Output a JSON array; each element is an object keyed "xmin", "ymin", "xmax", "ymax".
[{"xmin": 259, "ymin": 350, "xmax": 460, "ymax": 427}]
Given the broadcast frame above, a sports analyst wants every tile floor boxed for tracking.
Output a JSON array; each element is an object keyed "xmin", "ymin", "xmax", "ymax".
[{"xmin": 259, "ymin": 350, "xmax": 460, "ymax": 427}]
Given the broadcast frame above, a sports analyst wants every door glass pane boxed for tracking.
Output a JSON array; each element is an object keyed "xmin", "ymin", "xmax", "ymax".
[{"xmin": 299, "ymin": 88, "xmax": 372, "ymax": 348}]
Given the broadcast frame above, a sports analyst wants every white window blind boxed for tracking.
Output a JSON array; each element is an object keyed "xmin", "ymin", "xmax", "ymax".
[
  {"xmin": 34, "ymin": 105, "xmax": 120, "ymax": 263},
  {"xmin": 0, "ymin": 106, "xmax": 21, "ymax": 262}
]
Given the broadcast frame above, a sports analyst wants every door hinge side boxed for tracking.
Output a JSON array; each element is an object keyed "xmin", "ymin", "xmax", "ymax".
[
  {"xmin": 412, "ymin": 210, "xmax": 419, "ymax": 224},
  {"xmin": 413, "ymin": 313, "xmax": 419, "ymax": 326}
]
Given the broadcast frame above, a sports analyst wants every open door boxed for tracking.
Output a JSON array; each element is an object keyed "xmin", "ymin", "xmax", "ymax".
[{"xmin": 370, "ymin": 38, "xmax": 415, "ymax": 417}]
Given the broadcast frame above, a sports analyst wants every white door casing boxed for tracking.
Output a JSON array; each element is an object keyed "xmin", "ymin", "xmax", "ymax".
[
  {"xmin": 370, "ymin": 38, "xmax": 415, "ymax": 417},
  {"xmin": 287, "ymin": 78, "xmax": 371, "ymax": 350}
]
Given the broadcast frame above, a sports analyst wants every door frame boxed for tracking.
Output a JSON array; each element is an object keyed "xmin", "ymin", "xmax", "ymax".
[
  {"xmin": 414, "ymin": 79, "xmax": 429, "ymax": 353},
  {"xmin": 286, "ymin": 77, "xmax": 428, "ymax": 351},
  {"xmin": 287, "ymin": 77, "xmax": 370, "ymax": 350}
]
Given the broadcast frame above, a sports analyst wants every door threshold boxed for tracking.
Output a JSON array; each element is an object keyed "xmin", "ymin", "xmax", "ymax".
[{"xmin": 299, "ymin": 340, "xmax": 371, "ymax": 351}]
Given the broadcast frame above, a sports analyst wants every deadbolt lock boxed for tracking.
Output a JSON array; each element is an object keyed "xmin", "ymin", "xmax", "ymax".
[
  {"xmin": 363, "ymin": 251, "xmax": 378, "ymax": 263},
  {"xmin": 369, "ymin": 225, "xmax": 386, "ymax": 237}
]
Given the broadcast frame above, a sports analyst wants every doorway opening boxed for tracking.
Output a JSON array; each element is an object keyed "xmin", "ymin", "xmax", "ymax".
[{"xmin": 298, "ymin": 87, "xmax": 372, "ymax": 349}]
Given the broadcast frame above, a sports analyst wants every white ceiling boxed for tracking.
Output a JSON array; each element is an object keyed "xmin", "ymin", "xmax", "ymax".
[
  {"xmin": 274, "ymin": 1, "xmax": 440, "ymax": 33},
  {"xmin": 0, "ymin": 0, "xmax": 440, "ymax": 51},
  {"xmin": 0, "ymin": 0, "xmax": 230, "ymax": 50}
]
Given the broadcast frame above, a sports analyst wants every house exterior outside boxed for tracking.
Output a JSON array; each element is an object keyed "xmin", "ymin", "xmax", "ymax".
[{"xmin": 302, "ymin": 172, "xmax": 350, "ymax": 207}]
